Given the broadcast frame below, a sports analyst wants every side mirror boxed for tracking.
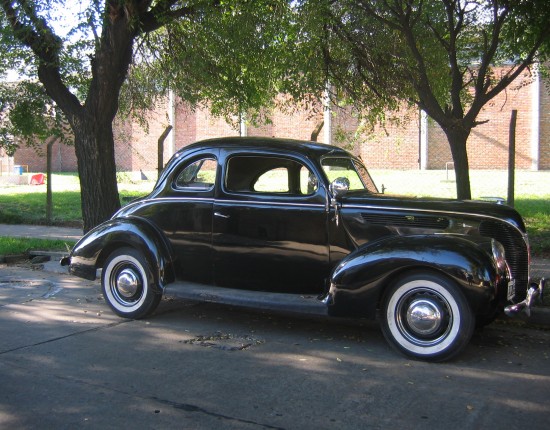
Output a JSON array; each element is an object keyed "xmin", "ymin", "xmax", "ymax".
[{"xmin": 329, "ymin": 177, "xmax": 350, "ymax": 199}]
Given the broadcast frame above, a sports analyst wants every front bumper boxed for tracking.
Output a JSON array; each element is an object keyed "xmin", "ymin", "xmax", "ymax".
[{"xmin": 504, "ymin": 278, "xmax": 545, "ymax": 317}]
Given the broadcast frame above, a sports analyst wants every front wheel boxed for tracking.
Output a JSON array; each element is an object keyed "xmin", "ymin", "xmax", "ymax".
[
  {"xmin": 381, "ymin": 272, "xmax": 474, "ymax": 362},
  {"xmin": 102, "ymin": 247, "xmax": 162, "ymax": 319}
]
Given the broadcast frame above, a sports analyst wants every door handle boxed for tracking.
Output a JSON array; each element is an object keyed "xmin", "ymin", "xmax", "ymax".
[{"xmin": 214, "ymin": 212, "xmax": 230, "ymax": 219}]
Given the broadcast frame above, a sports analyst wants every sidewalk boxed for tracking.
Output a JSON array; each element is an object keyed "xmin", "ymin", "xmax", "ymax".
[{"xmin": 0, "ymin": 223, "xmax": 82, "ymax": 241}]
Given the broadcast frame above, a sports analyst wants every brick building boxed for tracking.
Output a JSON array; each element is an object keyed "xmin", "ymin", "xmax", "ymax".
[{"xmin": 5, "ymin": 69, "xmax": 549, "ymax": 176}]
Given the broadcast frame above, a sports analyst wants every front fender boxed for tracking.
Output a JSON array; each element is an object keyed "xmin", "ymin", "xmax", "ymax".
[
  {"xmin": 67, "ymin": 216, "xmax": 175, "ymax": 289},
  {"xmin": 327, "ymin": 235, "xmax": 502, "ymax": 318}
]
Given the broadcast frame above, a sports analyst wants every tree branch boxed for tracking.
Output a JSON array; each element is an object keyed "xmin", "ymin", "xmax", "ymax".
[
  {"xmin": 355, "ymin": 0, "xmax": 402, "ymax": 31},
  {"xmin": 140, "ymin": 0, "xmax": 221, "ymax": 34},
  {"xmin": 393, "ymin": 4, "xmax": 447, "ymax": 122},
  {"xmin": 0, "ymin": 0, "xmax": 82, "ymax": 120},
  {"xmin": 88, "ymin": 0, "xmax": 103, "ymax": 49},
  {"xmin": 443, "ymin": 0, "xmax": 465, "ymax": 119},
  {"xmin": 474, "ymin": 3, "xmax": 509, "ymax": 97},
  {"xmin": 467, "ymin": 38, "xmax": 542, "ymax": 125},
  {"xmin": 1, "ymin": 0, "xmax": 57, "ymax": 60}
]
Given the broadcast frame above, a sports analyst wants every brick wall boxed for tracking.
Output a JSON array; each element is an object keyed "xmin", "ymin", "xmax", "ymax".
[
  {"xmin": 249, "ymin": 104, "xmax": 324, "ymax": 141},
  {"xmin": 11, "ymin": 138, "xmax": 77, "ymax": 173},
  {"xmin": 114, "ymin": 99, "xmax": 174, "ymax": 172},
  {"xmin": 325, "ymin": 104, "xmax": 421, "ymax": 168},
  {"xmin": 428, "ymin": 69, "xmax": 538, "ymax": 170},
  {"xmin": 360, "ymin": 111, "xmax": 420, "ymax": 169},
  {"xmin": 5, "ymin": 69, "xmax": 549, "ymax": 174},
  {"xmin": 192, "ymin": 106, "xmax": 238, "ymax": 141},
  {"xmin": 173, "ymin": 101, "xmax": 198, "ymax": 150},
  {"xmin": 540, "ymin": 76, "xmax": 550, "ymax": 169},
  {"xmin": 427, "ymin": 122, "xmax": 453, "ymax": 169}
]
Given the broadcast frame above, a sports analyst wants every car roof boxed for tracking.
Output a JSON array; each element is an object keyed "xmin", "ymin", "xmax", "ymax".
[{"xmin": 177, "ymin": 136, "xmax": 351, "ymax": 159}]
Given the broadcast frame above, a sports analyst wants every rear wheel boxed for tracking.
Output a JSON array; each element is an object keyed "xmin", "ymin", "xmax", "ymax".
[
  {"xmin": 381, "ymin": 272, "xmax": 474, "ymax": 362},
  {"xmin": 102, "ymin": 247, "xmax": 162, "ymax": 319}
]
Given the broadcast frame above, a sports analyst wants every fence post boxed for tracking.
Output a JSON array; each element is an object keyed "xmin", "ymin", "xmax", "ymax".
[
  {"xmin": 157, "ymin": 125, "xmax": 173, "ymax": 178},
  {"xmin": 507, "ymin": 110, "xmax": 517, "ymax": 207},
  {"xmin": 46, "ymin": 137, "xmax": 59, "ymax": 224}
]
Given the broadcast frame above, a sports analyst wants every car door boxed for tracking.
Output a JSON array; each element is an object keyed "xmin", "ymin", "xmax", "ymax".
[
  {"xmin": 212, "ymin": 152, "xmax": 330, "ymax": 294},
  {"xmin": 143, "ymin": 151, "xmax": 218, "ymax": 284}
]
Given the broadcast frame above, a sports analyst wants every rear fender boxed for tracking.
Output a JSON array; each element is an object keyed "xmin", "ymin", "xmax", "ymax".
[
  {"xmin": 327, "ymin": 235, "xmax": 501, "ymax": 318},
  {"xmin": 67, "ymin": 217, "xmax": 175, "ymax": 290}
]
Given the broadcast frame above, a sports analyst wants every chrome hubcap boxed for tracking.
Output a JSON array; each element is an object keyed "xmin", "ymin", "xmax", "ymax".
[
  {"xmin": 406, "ymin": 299, "xmax": 442, "ymax": 336},
  {"xmin": 115, "ymin": 268, "xmax": 141, "ymax": 299},
  {"xmin": 395, "ymin": 288, "xmax": 452, "ymax": 346}
]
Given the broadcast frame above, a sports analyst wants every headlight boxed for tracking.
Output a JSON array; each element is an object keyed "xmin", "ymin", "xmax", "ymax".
[{"xmin": 491, "ymin": 239, "xmax": 508, "ymax": 274}]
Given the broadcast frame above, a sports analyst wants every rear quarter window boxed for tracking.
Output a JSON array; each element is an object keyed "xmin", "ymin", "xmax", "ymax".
[{"xmin": 225, "ymin": 155, "xmax": 318, "ymax": 195}]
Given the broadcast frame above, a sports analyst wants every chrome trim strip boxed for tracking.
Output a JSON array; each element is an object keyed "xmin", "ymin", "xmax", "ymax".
[
  {"xmin": 215, "ymin": 199, "xmax": 325, "ymax": 209},
  {"xmin": 123, "ymin": 197, "xmax": 325, "ymax": 210},
  {"xmin": 130, "ymin": 197, "xmax": 216, "ymax": 205}
]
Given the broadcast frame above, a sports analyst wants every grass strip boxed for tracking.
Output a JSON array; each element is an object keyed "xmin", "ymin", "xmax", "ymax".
[{"xmin": 0, "ymin": 237, "xmax": 76, "ymax": 256}]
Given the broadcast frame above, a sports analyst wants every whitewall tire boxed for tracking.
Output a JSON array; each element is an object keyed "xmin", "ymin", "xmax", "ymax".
[
  {"xmin": 102, "ymin": 247, "xmax": 162, "ymax": 319},
  {"xmin": 381, "ymin": 271, "xmax": 474, "ymax": 362}
]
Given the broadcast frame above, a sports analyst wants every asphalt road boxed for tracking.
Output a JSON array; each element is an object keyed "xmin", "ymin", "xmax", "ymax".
[{"xmin": 1, "ymin": 264, "xmax": 550, "ymax": 429}]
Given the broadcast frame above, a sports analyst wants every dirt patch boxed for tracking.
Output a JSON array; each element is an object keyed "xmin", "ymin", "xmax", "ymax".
[{"xmin": 181, "ymin": 331, "xmax": 265, "ymax": 351}]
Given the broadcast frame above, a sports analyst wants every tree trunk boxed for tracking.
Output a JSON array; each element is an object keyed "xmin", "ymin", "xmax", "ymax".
[
  {"xmin": 73, "ymin": 117, "xmax": 121, "ymax": 233},
  {"xmin": 68, "ymin": 9, "xmax": 135, "ymax": 233},
  {"xmin": 443, "ymin": 127, "xmax": 472, "ymax": 200}
]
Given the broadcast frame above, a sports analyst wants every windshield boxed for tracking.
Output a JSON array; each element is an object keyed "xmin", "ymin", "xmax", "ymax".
[{"xmin": 321, "ymin": 157, "xmax": 379, "ymax": 193}]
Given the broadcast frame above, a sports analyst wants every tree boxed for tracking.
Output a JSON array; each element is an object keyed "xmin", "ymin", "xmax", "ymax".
[
  {"xmin": 0, "ymin": 81, "xmax": 70, "ymax": 153},
  {"xmin": 0, "ymin": 80, "xmax": 71, "ymax": 224},
  {"xmin": 297, "ymin": 0, "xmax": 550, "ymax": 199},
  {"xmin": 1, "ymin": 1, "xmax": 293, "ymax": 232}
]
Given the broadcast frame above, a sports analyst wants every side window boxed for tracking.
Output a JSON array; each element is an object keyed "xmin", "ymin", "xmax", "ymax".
[
  {"xmin": 300, "ymin": 165, "xmax": 318, "ymax": 195},
  {"xmin": 175, "ymin": 157, "xmax": 217, "ymax": 190},
  {"xmin": 226, "ymin": 155, "xmax": 318, "ymax": 196},
  {"xmin": 254, "ymin": 167, "xmax": 290, "ymax": 192}
]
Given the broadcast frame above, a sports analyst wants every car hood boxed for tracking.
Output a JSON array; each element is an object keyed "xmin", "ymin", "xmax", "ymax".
[{"xmin": 340, "ymin": 191, "xmax": 526, "ymax": 232}]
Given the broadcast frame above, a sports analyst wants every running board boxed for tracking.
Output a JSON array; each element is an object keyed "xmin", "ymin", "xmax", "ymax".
[{"xmin": 164, "ymin": 282, "xmax": 328, "ymax": 317}]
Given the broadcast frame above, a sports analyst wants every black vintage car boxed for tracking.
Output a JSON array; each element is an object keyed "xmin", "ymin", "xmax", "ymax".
[{"xmin": 63, "ymin": 137, "xmax": 544, "ymax": 361}]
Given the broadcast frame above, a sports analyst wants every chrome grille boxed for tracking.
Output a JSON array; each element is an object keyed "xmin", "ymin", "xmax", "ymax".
[{"xmin": 479, "ymin": 220, "xmax": 529, "ymax": 298}]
